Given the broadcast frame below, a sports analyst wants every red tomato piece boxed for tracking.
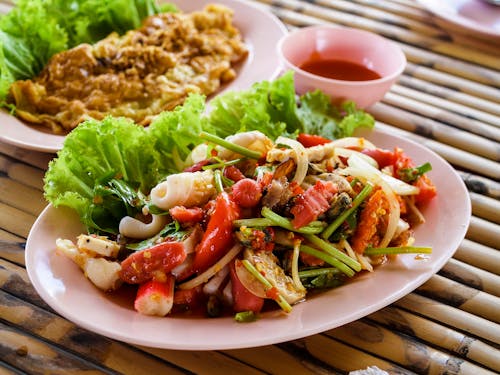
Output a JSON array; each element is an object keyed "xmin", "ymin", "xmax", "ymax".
[
  {"xmin": 232, "ymin": 178, "xmax": 262, "ymax": 208},
  {"xmin": 191, "ymin": 193, "xmax": 240, "ymax": 273},
  {"xmin": 392, "ymin": 147, "xmax": 437, "ymax": 205},
  {"xmin": 169, "ymin": 206, "xmax": 204, "ymax": 224},
  {"xmin": 414, "ymin": 174, "xmax": 437, "ymax": 206},
  {"xmin": 300, "ymin": 252, "xmax": 325, "ymax": 267},
  {"xmin": 173, "ymin": 286, "xmax": 204, "ymax": 313},
  {"xmin": 297, "ymin": 133, "xmax": 332, "ymax": 148},
  {"xmin": 230, "ymin": 260, "xmax": 264, "ymax": 314},
  {"xmin": 224, "ymin": 165, "xmax": 246, "ymax": 182},
  {"xmin": 119, "ymin": 242, "xmax": 187, "ymax": 284},
  {"xmin": 361, "ymin": 148, "xmax": 397, "ymax": 168},
  {"xmin": 290, "ymin": 180, "xmax": 337, "ymax": 229}
]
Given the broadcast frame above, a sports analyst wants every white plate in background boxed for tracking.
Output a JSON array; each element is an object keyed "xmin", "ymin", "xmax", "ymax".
[{"xmin": 0, "ymin": 0, "xmax": 287, "ymax": 153}]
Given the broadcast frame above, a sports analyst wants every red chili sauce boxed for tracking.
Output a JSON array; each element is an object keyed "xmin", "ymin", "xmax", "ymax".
[{"xmin": 299, "ymin": 57, "xmax": 381, "ymax": 81}]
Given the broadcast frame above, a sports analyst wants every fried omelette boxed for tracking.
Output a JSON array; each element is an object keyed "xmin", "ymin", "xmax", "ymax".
[{"xmin": 8, "ymin": 4, "xmax": 248, "ymax": 134}]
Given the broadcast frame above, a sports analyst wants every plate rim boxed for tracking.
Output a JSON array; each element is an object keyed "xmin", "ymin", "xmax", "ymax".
[
  {"xmin": 25, "ymin": 127, "xmax": 471, "ymax": 350},
  {"xmin": 417, "ymin": 0, "xmax": 500, "ymax": 39}
]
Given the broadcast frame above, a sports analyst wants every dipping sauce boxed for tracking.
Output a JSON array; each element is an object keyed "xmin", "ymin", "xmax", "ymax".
[{"xmin": 299, "ymin": 57, "xmax": 381, "ymax": 81}]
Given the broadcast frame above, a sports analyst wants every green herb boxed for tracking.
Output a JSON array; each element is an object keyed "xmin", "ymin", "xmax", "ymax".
[
  {"xmin": 322, "ymin": 183, "xmax": 374, "ymax": 240},
  {"xmin": 261, "ymin": 207, "xmax": 325, "ymax": 234},
  {"xmin": 126, "ymin": 221, "xmax": 187, "ymax": 251},
  {"xmin": 364, "ymin": 246, "xmax": 432, "ymax": 256},
  {"xmin": 214, "ymin": 169, "xmax": 224, "ymax": 193},
  {"xmin": 299, "ymin": 245, "xmax": 355, "ymax": 277},
  {"xmin": 300, "ymin": 268, "xmax": 345, "ymax": 289},
  {"xmin": 398, "ymin": 162, "xmax": 432, "ymax": 183},
  {"xmin": 241, "ymin": 260, "xmax": 292, "ymax": 313},
  {"xmin": 200, "ymin": 131, "xmax": 262, "ymax": 160},
  {"xmin": 303, "ymin": 234, "xmax": 361, "ymax": 272},
  {"xmin": 234, "ymin": 311, "xmax": 258, "ymax": 323}
]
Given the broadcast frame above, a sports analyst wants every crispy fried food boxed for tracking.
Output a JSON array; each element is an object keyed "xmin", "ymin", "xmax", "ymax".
[{"xmin": 9, "ymin": 4, "xmax": 248, "ymax": 133}]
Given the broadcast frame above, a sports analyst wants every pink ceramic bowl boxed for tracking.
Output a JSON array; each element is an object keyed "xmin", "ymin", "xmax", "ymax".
[{"xmin": 277, "ymin": 25, "xmax": 406, "ymax": 108}]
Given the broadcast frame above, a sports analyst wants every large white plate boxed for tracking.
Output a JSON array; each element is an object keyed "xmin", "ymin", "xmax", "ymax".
[
  {"xmin": 417, "ymin": 0, "xmax": 500, "ymax": 39},
  {"xmin": 0, "ymin": 0, "xmax": 287, "ymax": 153},
  {"xmin": 25, "ymin": 128, "xmax": 471, "ymax": 350}
]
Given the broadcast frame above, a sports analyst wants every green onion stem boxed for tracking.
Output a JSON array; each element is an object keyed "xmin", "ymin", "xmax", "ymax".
[
  {"xmin": 321, "ymin": 182, "xmax": 374, "ymax": 240},
  {"xmin": 241, "ymin": 260, "xmax": 292, "ymax": 313},
  {"xmin": 364, "ymin": 246, "xmax": 433, "ymax": 256},
  {"xmin": 304, "ymin": 234, "xmax": 361, "ymax": 272},
  {"xmin": 234, "ymin": 217, "xmax": 324, "ymax": 232},
  {"xmin": 234, "ymin": 311, "xmax": 257, "ymax": 322},
  {"xmin": 298, "ymin": 267, "xmax": 342, "ymax": 278},
  {"xmin": 202, "ymin": 158, "xmax": 245, "ymax": 170},
  {"xmin": 200, "ymin": 132, "xmax": 262, "ymax": 160},
  {"xmin": 299, "ymin": 245, "xmax": 355, "ymax": 277},
  {"xmin": 234, "ymin": 218, "xmax": 275, "ymax": 227},
  {"xmin": 214, "ymin": 170, "xmax": 224, "ymax": 193},
  {"xmin": 261, "ymin": 207, "xmax": 325, "ymax": 234}
]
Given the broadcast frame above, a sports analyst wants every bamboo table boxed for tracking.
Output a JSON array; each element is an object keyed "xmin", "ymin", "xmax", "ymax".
[{"xmin": 1, "ymin": 0, "xmax": 500, "ymax": 374}]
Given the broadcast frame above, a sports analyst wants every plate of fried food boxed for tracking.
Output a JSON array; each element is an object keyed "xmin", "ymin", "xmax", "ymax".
[{"xmin": 0, "ymin": 0, "xmax": 286, "ymax": 152}]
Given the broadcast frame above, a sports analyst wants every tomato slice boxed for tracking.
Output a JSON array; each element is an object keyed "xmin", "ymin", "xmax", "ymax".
[
  {"xmin": 414, "ymin": 174, "xmax": 437, "ymax": 205},
  {"xmin": 297, "ymin": 133, "xmax": 331, "ymax": 148},
  {"xmin": 361, "ymin": 148, "xmax": 397, "ymax": 168},
  {"xmin": 169, "ymin": 206, "xmax": 204, "ymax": 224},
  {"xmin": 230, "ymin": 260, "xmax": 264, "ymax": 313},
  {"xmin": 119, "ymin": 242, "xmax": 187, "ymax": 284},
  {"xmin": 191, "ymin": 192, "xmax": 240, "ymax": 273}
]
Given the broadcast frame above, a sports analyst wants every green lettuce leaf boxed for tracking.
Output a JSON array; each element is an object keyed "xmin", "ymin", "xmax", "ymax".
[
  {"xmin": 207, "ymin": 71, "xmax": 374, "ymax": 141},
  {"xmin": 297, "ymin": 91, "xmax": 375, "ymax": 139},
  {"xmin": 149, "ymin": 93, "xmax": 210, "ymax": 173},
  {"xmin": 44, "ymin": 116, "xmax": 160, "ymax": 233},
  {"xmin": 207, "ymin": 71, "xmax": 301, "ymax": 140}
]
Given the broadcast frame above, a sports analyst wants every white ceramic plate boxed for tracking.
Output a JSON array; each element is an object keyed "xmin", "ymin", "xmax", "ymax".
[
  {"xmin": 0, "ymin": 0, "xmax": 287, "ymax": 153},
  {"xmin": 418, "ymin": 0, "xmax": 500, "ymax": 39},
  {"xmin": 25, "ymin": 128, "xmax": 471, "ymax": 350}
]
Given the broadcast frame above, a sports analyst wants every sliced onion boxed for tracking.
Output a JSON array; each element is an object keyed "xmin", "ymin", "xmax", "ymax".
[
  {"xmin": 222, "ymin": 280, "xmax": 233, "ymax": 306},
  {"xmin": 335, "ymin": 147, "xmax": 378, "ymax": 168},
  {"xmin": 178, "ymin": 244, "xmax": 242, "ymax": 290},
  {"xmin": 346, "ymin": 154, "xmax": 419, "ymax": 195},
  {"xmin": 234, "ymin": 259, "xmax": 267, "ymax": 298},
  {"xmin": 340, "ymin": 156, "xmax": 401, "ymax": 248},
  {"xmin": 378, "ymin": 178, "xmax": 401, "ymax": 248},
  {"xmin": 355, "ymin": 253, "xmax": 374, "ymax": 272},
  {"xmin": 405, "ymin": 196, "xmax": 426, "ymax": 224},
  {"xmin": 203, "ymin": 264, "xmax": 230, "ymax": 295},
  {"xmin": 394, "ymin": 218, "xmax": 410, "ymax": 238},
  {"xmin": 291, "ymin": 240, "xmax": 304, "ymax": 290},
  {"xmin": 329, "ymin": 137, "xmax": 376, "ymax": 150},
  {"xmin": 276, "ymin": 136, "xmax": 308, "ymax": 185}
]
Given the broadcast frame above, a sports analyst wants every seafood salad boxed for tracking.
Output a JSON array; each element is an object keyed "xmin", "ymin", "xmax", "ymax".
[{"xmin": 54, "ymin": 130, "xmax": 436, "ymax": 320}]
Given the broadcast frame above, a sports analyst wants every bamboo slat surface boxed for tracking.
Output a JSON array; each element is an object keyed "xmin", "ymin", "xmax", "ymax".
[{"xmin": 0, "ymin": 0, "xmax": 499, "ymax": 374}]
